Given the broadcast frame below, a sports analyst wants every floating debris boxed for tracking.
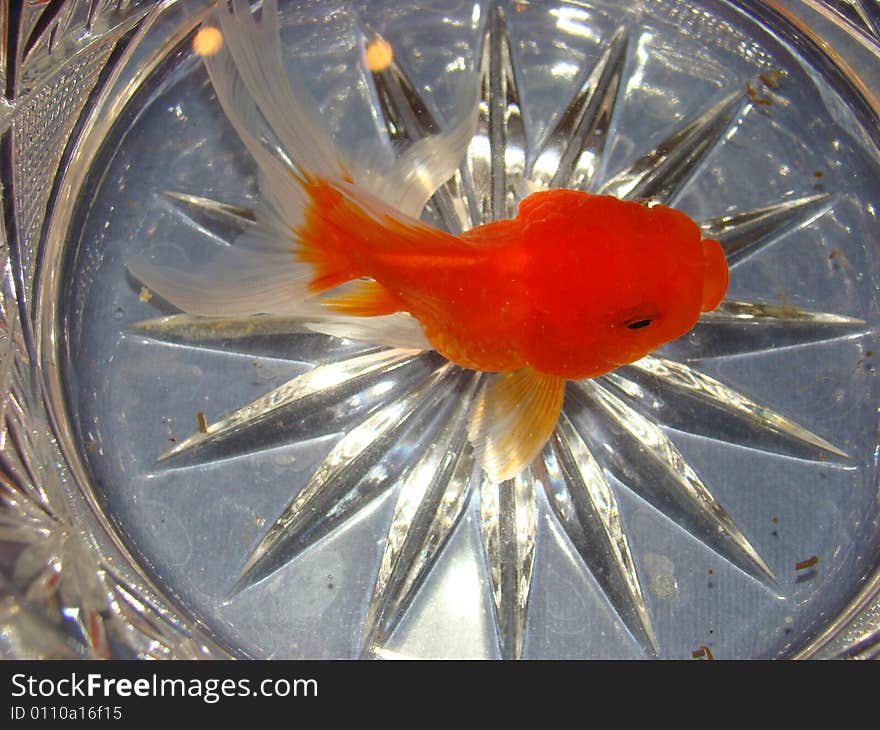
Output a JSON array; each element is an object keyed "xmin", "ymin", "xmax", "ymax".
[
  {"xmin": 795, "ymin": 555, "xmax": 818, "ymax": 571},
  {"xmin": 759, "ymin": 70, "xmax": 784, "ymax": 89},
  {"xmin": 746, "ymin": 81, "xmax": 772, "ymax": 106}
]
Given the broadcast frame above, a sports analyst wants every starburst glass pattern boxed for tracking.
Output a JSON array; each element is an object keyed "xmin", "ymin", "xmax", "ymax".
[{"xmin": 58, "ymin": 0, "xmax": 880, "ymax": 660}]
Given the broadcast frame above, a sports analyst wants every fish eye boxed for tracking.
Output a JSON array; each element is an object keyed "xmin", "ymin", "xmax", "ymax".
[{"xmin": 626, "ymin": 318, "xmax": 653, "ymax": 330}]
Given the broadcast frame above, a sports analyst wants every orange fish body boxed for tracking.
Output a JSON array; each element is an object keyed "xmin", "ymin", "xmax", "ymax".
[
  {"xmin": 129, "ymin": 1, "xmax": 729, "ymax": 482},
  {"xmin": 299, "ymin": 182, "xmax": 728, "ymax": 381}
]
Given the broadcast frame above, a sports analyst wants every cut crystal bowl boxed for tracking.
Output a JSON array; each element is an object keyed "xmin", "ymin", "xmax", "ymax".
[{"xmin": 1, "ymin": 0, "xmax": 879, "ymax": 659}]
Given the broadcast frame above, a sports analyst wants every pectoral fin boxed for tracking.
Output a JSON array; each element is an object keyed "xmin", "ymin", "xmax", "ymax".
[{"xmin": 468, "ymin": 369, "xmax": 566, "ymax": 483}]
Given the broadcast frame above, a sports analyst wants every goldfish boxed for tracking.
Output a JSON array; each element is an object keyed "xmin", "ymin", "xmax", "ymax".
[{"xmin": 128, "ymin": 0, "xmax": 729, "ymax": 483}]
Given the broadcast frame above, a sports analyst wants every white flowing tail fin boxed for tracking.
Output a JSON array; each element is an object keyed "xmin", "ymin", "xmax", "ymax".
[
  {"xmin": 127, "ymin": 0, "xmax": 340, "ymax": 317},
  {"xmin": 204, "ymin": 0, "xmax": 347, "ymax": 240},
  {"xmin": 203, "ymin": 0, "xmax": 479, "ymax": 235},
  {"xmin": 128, "ymin": 0, "xmax": 478, "ymax": 345}
]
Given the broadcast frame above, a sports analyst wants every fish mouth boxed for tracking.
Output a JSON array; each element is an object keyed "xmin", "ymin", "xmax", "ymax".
[{"xmin": 701, "ymin": 238, "xmax": 729, "ymax": 312}]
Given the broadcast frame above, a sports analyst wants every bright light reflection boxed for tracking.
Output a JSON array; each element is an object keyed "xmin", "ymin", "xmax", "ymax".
[
  {"xmin": 625, "ymin": 32, "xmax": 653, "ymax": 94},
  {"xmin": 549, "ymin": 7, "xmax": 601, "ymax": 42},
  {"xmin": 368, "ymin": 380, "xmax": 395, "ymax": 398},
  {"xmin": 550, "ymin": 60, "xmax": 579, "ymax": 79}
]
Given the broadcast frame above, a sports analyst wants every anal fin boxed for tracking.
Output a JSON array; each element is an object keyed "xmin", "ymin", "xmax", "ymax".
[
  {"xmin": 468, "ymin": 369, "xmax": 566, "ymax": 483},
  {"xmin": 323, "ymin": 279, "xmax": 401, "ymax": 317}
]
